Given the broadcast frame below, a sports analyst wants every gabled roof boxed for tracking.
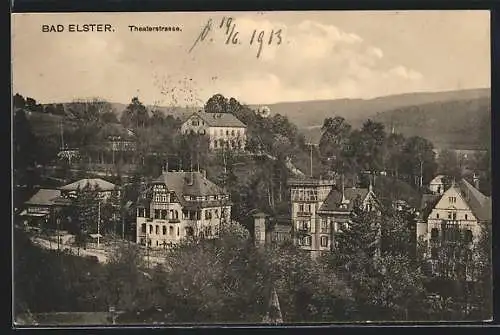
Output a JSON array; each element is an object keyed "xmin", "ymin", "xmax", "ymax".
[
  {"xmin": 60, "ymin": 178, "xmax": 116, "ymax": 192},
  {"xmin": 185, "ymin": 111, "xmax": 247, "ymax": 128},
  {"xmin": 153, "ymin": 171, "xmax": 226, "ymax": 197},
  {"xmin": 457, "ymin": 179, "xmax": 491, "ymax": 221},
  {"xmin": 319, "ymin": 187, "xmax": 370, "ymax": 213},
  {"xmin": 419, "ymin": 193, "xmax": 441, "ymax": 219},
  {"xmin": 25, "ymin": 189, "xmax": 62, "ymax": 206},
  {"xmin": 429, "ymin": 175, "xmax": 445, "ymax": 185}
]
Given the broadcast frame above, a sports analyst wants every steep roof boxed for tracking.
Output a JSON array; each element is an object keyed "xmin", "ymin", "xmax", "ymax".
[
  {"xmin": 25, "ymin": 189, "xmax": 62, "ymax": 206},
  {"xmin": 319, "ymin": 187, "xmax": 370, "ymax": 212},
  {"xmin": 429, "ymin": 175, "xmax": 445, "ymax": 185},
  {"xmin": 457, "ymin": 179, "xmax": 492, "ymax": 221},
  {"xmin": 149, "ymin": 171, "xmax": 229, "ymax": 209},
  {"xmin": 60, "ymin": 178, "xmax": 116, "ymax": 192},
  {"xmin": 186, "ymin": 111, "xmax": 247, "ymax": 128},
  {"xmin": 419, "ymin": 193, "xmax": 441, "ymax": 219}
]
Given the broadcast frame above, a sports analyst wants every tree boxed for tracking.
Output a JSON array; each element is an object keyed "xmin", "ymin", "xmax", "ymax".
[
  {"xmin": 437, "ymin": 149, "xmax": 462, "ymax": 181},
  {"xmin": 267, "ymin": 243, "xmax": 354, "ymax": 322},
  {"xmin": 384, "ymin": 132, "xmax": 406, "ymax": 177},
  {"xmin": 13, "ymin": 93, "xmax": 26, "ymax": 109},
  {"xmin": 401, "ymin": 136, "xmax": 438, "ymax": 187},
  {"xmin": 325, "ymin": 209, "xmax": 425, "ymax": 320},
  {"xmin": 205, "ymin": 93, "xmax": 229, "ymax": 114},
  {"xmin": 120, "ymin": 97, "xmax": 149, "ymax": 129},
  {"xmin": 358, "ymin": 119, "xmax": 387, "ymax": 172},
  {"xmin": 319, "ymin": 116, "xmax": 352, "ymax": 172},
  {"xmin": 71, "ymin": 184, "xmax": 102, "ymax": 249}
]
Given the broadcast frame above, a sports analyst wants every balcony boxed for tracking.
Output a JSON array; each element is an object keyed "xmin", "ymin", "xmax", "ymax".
[{"xmin": 296, "ymin": 211, "xmax": 312, "ymax": 217}]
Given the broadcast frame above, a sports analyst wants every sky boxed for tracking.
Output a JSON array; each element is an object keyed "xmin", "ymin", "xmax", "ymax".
[{"xmin": 11, "ymin": 11, "xmax": 490, "ymax": 106}]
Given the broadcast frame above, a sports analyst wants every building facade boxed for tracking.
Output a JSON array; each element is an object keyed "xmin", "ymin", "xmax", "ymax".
[
  {"xmin": 19, "ymin": 189, "xmax": 71, "ymax": 228},
  {"xmin": 180, "ymin": 111, "xmax": 247, "ymax": 151},
  {"xmin": 59, "ymin": 178, "xmax": 118, "ymax": 200},
  {"xmin": 417, "ymin": 178, "xmax": 492, "ymax": 277},
  {"xmin": 288, "ymin": 177, "xmax": 379, "ymax": 256},
  {"xmin": 135, "ymin": 170, "xmax": 232, "ymax": 248}
]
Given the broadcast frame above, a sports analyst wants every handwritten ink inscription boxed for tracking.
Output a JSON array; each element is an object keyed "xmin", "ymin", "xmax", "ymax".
[{"xmin": 189, "ymin": 17, "xmax": 283, "ymax": 58}]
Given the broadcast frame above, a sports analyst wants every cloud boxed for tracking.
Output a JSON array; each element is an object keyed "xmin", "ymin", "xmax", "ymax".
[{"xmin": 12, "ymin": 13, "xmax": 428, "ymax": 105}]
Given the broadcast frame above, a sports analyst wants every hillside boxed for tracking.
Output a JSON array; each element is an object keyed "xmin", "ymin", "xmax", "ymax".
[
  {"xmin": 257, "ymin": 88, "xmax": 490, "ymax": 129},
  {"xmin": 374, "ymin": 97, "xmax": 491, "ymax": 150}
]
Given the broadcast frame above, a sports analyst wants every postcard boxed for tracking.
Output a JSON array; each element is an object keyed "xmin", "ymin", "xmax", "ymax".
[{"xmin": 11, "ymin": 10, "xmax": 491, "ymax": 326}]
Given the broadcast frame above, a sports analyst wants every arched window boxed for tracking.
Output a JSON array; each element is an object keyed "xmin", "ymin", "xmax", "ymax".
[
  {"xmin": 162, "ymin": 226, "xmax": 166, "ymax": 235},
  {"xmin": 169, "ymin": 226, "xmax": 174, "ymax": 236},
  {"xmin": 465, "ymin": 230, "xmax": 473, "ymax": 243},
  {"xmin": 431, "ymin": 228, "xmax": 439, "ymax": 240},
  {"xmin": 231, "ymin": 130, "xmax": 235, "ymax": 136}
]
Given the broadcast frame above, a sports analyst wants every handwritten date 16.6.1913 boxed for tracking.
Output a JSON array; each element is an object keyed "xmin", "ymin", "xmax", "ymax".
[{"xmin": 188, "ymin": 16, "xmax": 283, "ymax": 59}]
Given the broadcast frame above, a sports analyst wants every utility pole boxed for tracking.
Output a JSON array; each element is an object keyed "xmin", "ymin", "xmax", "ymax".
[
  {"xmin": 306, "ymin": 143, "xmax": 314, "ymax": 178},
  {"xmin": 419, "ymin": 159, "xmax": 423, "ymax": 188},
  {"xmin": 97, "ymin": 201, "xmax": 101, "ymax": 248}
]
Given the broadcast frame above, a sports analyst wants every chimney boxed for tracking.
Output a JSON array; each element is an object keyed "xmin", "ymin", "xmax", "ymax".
[
  {"xmin": 341, "ymin": 174, "xmax": 347, "ymax": 204},
  {"xmin": 473, "ymin": 173, "xmax": 480, "ymax": 190}
]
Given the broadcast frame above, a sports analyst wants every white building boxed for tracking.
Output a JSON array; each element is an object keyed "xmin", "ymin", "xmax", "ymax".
[
  {"xmin": 135, "ymin": 170, "xmax": 231, "ymax": 248},
  {"xmin": 417, "ymin": 178, "xmax": 491, "ymax": 278},
  {"xmin": 428, "ymin": 175, "xmax": 446, "ymax": 195},
  {"xmin": 59, "ymin": 178, "xmax": 118, "ymax": 200},
  {"xmin": 180, "ymin": 111, "xmax": 247, "ymax": 151}
]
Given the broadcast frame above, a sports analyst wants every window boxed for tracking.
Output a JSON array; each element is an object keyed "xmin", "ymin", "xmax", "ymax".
[
  {"xmin": 431, "ymin": 228, "xmax": 439, "ymax": 240},
  {"xmin": 156, "ymin": 241, "xmax": 159, "ymax": 246},
  {"xmin": 465, "ymin": 249, "xmax": 473, "ymax": 262},
  {"xmin": 465, "ymin": 230, "xmax": 473, "ymax": 243},
  {"xmin": 449, "ymin": 197, "xmax": 457, "ymax": 203},
  {"xmin": 163, "ymin": 226, "xmax": 167, "ymax": 235},
  {"xmin": 191, "ymin": 119, "xmax": 199, "ymax": 126},
  {"xmin": 169, "ymin": 226, "xmax": 174, "ymax": 236},
  {"xmin": 141, "ymin": 224, "xmax": 146, "ymax": 234},
  {"xmin": 226, "ymin": 130, "xmax": 229, "ymax": 136},
  {"xmin": 465, "ymin": 214, "xmax": 468, "ymax": 220},
  {"xmin": 149, "ymin": 225, "xmax": 153, "ymax": 234},
  {"xmin": 302, "ymin": 235, "xmax": 312, "ymax": 246},
  {"xmin": 215, "ymin": 209, "xmax": 219, "ymax": 218},
  {"xmin": 155, "ymin": 225, "xmax": 159, "ymax": 235},
  {"xmin": 320, "ymin": 219, "xmax": 328, "ymax": 233},
  {"xmin": 431, "ymin": 248, "xmax": 438, "ymax": 259},
  {"xmin": 177, "ymin": 227, "xmax": 180, "ymax": 236},
  {"xmin": 299, "ymin": 203, "xmax": 304, "ymax": 212},
  {"xmin": 320, "ymin": 236, "xmax": 329, "ymax": 247},
  {"xmin": 214, "ymin": 141, "xmax": 218, "ymax": 148},
  {"xmin": 205, "ymin": 210, "xmax": 211, "ymax": 220},
  {"xmin": 452, "ymin": 212, "xmax": 457, "ymax": 220},
  {"xmin": 299, "ymin": 221, "xmax": 310, "ymax": 231},
  {"xmin": 154, "ymin": 209, "xmax": 161, "ymax": 219},
  {"xmin": 140, "ymin": 238, "xmax": 145, "ymax": 246},
  {"xmin": 436, "ymin": 213, "xmax": 440, "ymax": 219},
  {"xmin": 231, "ymin": 130, "xmax": 235, "ymax": 136},
  {"xmin": 441, "ymin": 222, "xmax": 460, "ymax": 242},
  {"xmin": 448, "ymin": 212, "xmax": 452, "ymax": 219},
  {"xmin": 219, "ymin": 129, "xmax": 223, "ymax": 136}
]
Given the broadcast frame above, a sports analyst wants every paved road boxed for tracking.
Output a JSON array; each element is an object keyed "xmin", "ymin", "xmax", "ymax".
[{"xmin": 30, "ymin": 236, "xmax": 167, "ymax": 267}]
